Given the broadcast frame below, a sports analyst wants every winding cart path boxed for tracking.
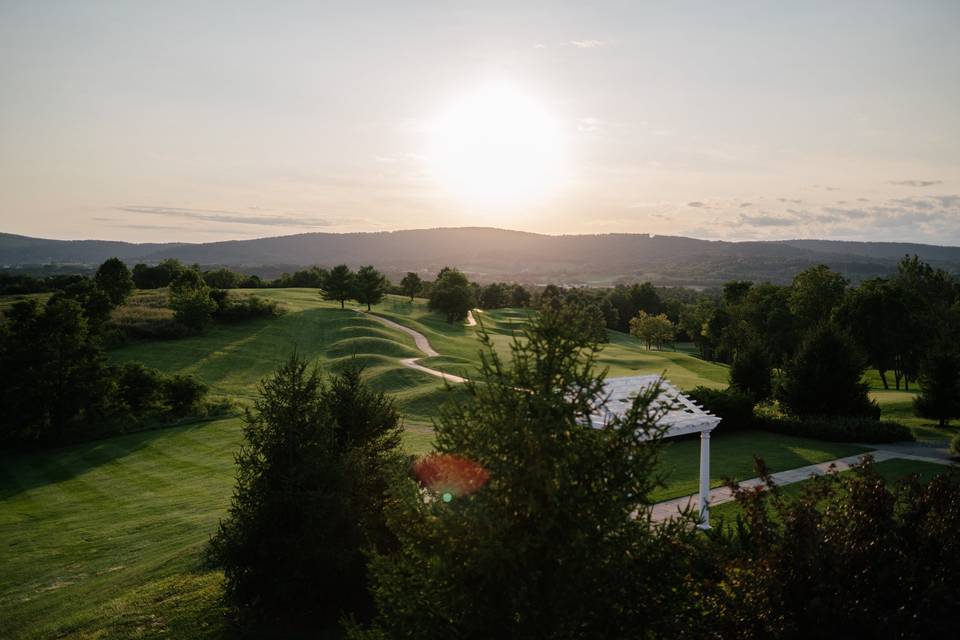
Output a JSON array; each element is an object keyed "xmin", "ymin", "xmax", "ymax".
[{"xmin": 362, "ymin": 311, "xmax": 469, "ymax": 383}]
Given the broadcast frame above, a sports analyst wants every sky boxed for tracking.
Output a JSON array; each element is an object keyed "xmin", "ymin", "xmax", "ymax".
[{"xmin": 1, "ymin": 0, "xmax": 958, "ymax": 245}]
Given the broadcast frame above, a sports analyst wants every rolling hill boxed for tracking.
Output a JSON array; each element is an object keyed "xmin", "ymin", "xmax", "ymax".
[{"xmin": 4, "ymin": 228, "xmax": 960, "ymax": 286}]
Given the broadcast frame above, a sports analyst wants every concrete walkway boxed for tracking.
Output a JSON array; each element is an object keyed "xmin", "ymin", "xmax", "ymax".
[
  {"xmin": 362, "ymin": 311, "xmax": 470, "ymax": 383},
  {"xmin": 651, "ymin": 449, "xmax": 957, "ymax": 523}
]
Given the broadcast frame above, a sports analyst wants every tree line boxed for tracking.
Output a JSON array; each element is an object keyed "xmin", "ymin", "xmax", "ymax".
[{"xmin": 0, "ymin": 258, "xmax": 214, "ymax": 447}]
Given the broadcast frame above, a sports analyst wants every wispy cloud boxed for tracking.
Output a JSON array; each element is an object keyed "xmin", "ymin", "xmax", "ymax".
[
  {"xmin": 739, "ymin": 213, "xmax": 803, "ymax": 227},
  {"xmin": 117, "ymin": 206, "xmax": 338, "ymax": 228},
  {"xmin": 687, "ymin": 201, "xmax": 705, "ymax": 208},
  {"xmin": 569, "ymin": 39, "xmax": 607, "ymax": 49},
  {"xmin": 888, "ymin": 179, "xmax": 943, "ymax": 187}
]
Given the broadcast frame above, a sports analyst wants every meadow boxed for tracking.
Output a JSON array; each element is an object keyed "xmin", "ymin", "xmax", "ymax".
[{"xmin": 0, "ymin": 287, "xmax": 953, "ymax": 638}]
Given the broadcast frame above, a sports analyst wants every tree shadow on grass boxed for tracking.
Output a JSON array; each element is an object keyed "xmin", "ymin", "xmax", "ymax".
[{"xmin": 0, "ymin": 419, "xmax": 222, "ymax": 502}]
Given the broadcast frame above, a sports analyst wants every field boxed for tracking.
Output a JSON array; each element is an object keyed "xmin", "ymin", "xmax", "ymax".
[{"xmin": 1, "ymin": 287, "xmax": 953, "ymax": 638}]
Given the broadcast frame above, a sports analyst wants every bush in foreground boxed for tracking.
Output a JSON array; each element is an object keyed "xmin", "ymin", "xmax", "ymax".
[
  {"xmin": 209, "ymin": 357, "xmax": 403, "ymax": 634},
  {"xmin": 705, "ymin": 459, "xmax": 960, "ymax": 638}
]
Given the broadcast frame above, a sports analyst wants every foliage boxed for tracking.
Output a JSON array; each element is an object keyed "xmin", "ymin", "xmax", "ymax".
[
  {"xmin": 913, "ymin": 344, "xmax": 960, "ymax": 427},
  {"xmin": 950, "ymin": 432, "xmax": 960, "ymax": 457},
  {"xmin": 354, "ymin": 265, "xmax": 389, "ymax": 311},
  {"xmin": 94, "ymin": 257, "xmax": 135, "ymax": 306},
  {"xmin": 399, "ymin": 272, "xmax": 422, "ymax": 301},
  {"xmin": 704, "ymin": 459, "xmax": 960, "ymax": 638},
  {"xmin": 161, "ymin": 375, "xmax": 208, "ymax": 416},
  {"xmin": 688, "ymin": 386, "xmax": 756, "ymax": 430},
  {"xmin": 777, "ymin": 323, "xmax": 879, "ymax": 419},
  {"xmin": 729, "ymin": 340, "xmax": 773, "ymax": 400},
  {"xmin": 603, "ymin": 281, "xmax": 662, "ymax": 332},
  {"xmin": 357, "ymin": 302, "xmax": 703, "ymax": 639},
  {"xmin": 49, "ymin": 278, "xmax": 115, "ymax": 328},
  {"xmin": 132, "ymin": 259, "xmax": 187, "ymax": 289},
  {"xmin": 0, "ymin": 298, "xmax": 110, "ymax": 444},
  {"xmin": 755, "ymin": 415, "xmax": 913, "ymax": 443},
  {"xmin": 169, "ymin": 269, "xmax": 217, "ymax": 330},
  {"xmin": 628, "ymin": 310, "xmax": 674, "ymax": 350},
  {"xmin": 202, "ymin": 267, "xmax": 245, "ymax": 289},
  {"xmin": 0, "ymin": 298, "xmax": 210, "ymax": 447},
  {"xmin": 427, "ymin": 266, "xmax": 476, "ymax": 322},
  {"xmin": 788, "ymin": 264, "xmax": 848, "ymax": 330},
  {"xmin": 211, "ymin": 292, "xmax": 283, "ymax": 322},
  {"xmin": 321, "ymin": 264, "xmax": 356, "ymax": 309},
  {"xmin": 209, "ymin": 356, "xmax": 403, "ymax": 633}
]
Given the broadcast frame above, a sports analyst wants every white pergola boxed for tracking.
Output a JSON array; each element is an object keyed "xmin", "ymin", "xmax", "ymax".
[{"xmin": 589, "ymin": 375, "xmax": 722, "ymax": 528}]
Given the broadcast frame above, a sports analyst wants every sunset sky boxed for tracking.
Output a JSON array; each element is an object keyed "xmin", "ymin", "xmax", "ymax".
[{"xmin": 1, "ymin": 1, "xmax": 958, "ymax": 244}]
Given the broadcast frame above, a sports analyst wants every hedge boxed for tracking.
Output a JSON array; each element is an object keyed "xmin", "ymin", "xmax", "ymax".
[{"xmin": 755, "ymin": 416, "xmax": 914, "ymax": 443}]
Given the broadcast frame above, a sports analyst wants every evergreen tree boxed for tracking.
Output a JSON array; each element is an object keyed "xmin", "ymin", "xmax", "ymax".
[
  {"xmin": 354, "ymin": 265, "xmax": 388, "ymax": 311},
  {"xmin": 209, "ymin": 357, "xmax": 402, "ymax": 633},
  {"xmin": 730, "ymin": 341, "xmax": 773, "ymax": 401},
  {"xmin": 777, "ymin": 323, "xmax": 878, "ymax": 418},
  {"xmin": 322, "ymin": 264, "xmax": 356, "ymax": 309},
  {"xmin": 913, "ymin": 345, "xmax": 960, "ymax": 427},
  {"xmin": 356, "ymin": 301, "xmax": 702, "ymax": 639}
]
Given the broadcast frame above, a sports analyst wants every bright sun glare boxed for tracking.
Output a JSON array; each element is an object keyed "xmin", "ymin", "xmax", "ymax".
[{"xmin": 426, "ymin": 84, "xmax": 567, "ymax": 205}]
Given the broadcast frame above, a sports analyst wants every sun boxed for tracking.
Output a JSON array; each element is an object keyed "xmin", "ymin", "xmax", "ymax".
[{"xmin": 425, "ymin": 84, "xmax": 567, "ymax": 206}]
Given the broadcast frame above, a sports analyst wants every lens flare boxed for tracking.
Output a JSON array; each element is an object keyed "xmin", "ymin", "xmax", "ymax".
[{"xmin": 413, "ymin": 454, "xmax": 490, "ymax": 500}]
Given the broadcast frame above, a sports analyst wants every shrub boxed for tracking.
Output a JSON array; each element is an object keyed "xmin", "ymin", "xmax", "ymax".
[
  {"xmin": 161, "ymin": 375, "xmax": 207, "ymax": 415},
  {"xmin": 115, "ymin": 363, "xmax": 163, "ymax": 414},
  {"xmin": 209, "ymin": 357, "xmax": 403, "ymax": 633},
  {"xmin": 950, "ymin": 432, "xmax": 960, "ymax": 457},
  {"xmin": 705, "ymin": 458, "xmax": 960, "ymax": 638},
  {"xmin": 169, "ymin": 270, "xmax": 216, "ymax": 330},
  {"xmin": 755, "ymin": 415, "xmax": 913, "ymax": 443},
  {"xmin": 687, "ymin": 386, "xmax": 755, "ymax": 430},
  {"xmin": 212, "ymin": 294, "xmax": 282, "ymax": 322}
]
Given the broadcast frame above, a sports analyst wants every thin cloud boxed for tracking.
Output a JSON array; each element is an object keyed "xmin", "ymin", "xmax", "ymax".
[
  {"xmin": 577, "ymin": 117, "xmax": 601, "ymax": 133},
  {"xmin": 569, "ymin": 39, "xmax": 607, "ymax": 48},
  {"xmin": 888, "ymin": 179, "xmax": 943, "ymax": 187},
  {"xmin": 687, "ymin": 201, "xmax": 705, "ymax": 208},
  {"xmin": 739, "ymin": 202, "xmax": 752, "ymax": 208},
  {"xmin": 739, "ymin": 214, "xmax": 803, "ymax": 227},
  {"xmin": 118, "ymin": 206, "xmax": 338, "ymax": 228}
]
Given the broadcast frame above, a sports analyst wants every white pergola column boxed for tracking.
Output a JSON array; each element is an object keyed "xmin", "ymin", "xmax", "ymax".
[{"xmin": 697, "ymin": 430, "xmax": 711, "ymax": 529}]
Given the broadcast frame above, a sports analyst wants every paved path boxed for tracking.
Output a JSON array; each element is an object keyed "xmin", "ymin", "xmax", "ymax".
[
  {"xmin": 362, "ymin": 311, "xmax": 470, "ymax": 383},
  {"xmin": 651, "ymin": 449, "xmax": 957, "ymax": 523}
]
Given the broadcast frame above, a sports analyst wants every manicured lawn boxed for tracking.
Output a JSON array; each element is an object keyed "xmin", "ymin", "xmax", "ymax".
[
  {"xmin": 652, "ymin": 430, "xmax": 868, "ymax": 501},
  {"xmin": 0, "ymin": 418, "xmax": 242, "ymax": 640},
  {"xmin": 708, "ymin": 458, "xmax": 952, "ymax": 525}
]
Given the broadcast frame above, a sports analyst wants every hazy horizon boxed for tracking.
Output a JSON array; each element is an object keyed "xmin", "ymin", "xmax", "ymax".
[{"xmin": 2, "ymin": 1, "xmax": 958, "ymax": 244}]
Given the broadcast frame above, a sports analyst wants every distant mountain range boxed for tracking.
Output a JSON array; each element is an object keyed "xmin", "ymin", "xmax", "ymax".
[{"xmin": 3, "ymin": 228, "xmax": 959, "ymax": 287}]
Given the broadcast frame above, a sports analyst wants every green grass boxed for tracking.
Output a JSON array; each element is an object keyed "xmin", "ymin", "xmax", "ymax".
[
  {"xmin": 109, "ymin": 290, "xmax": 730, "ymax": 433},
  {"xmin": 0, "ymin": 417, "xmax": 242, "ymax": 639},
  {"xmin": 709, "ymin": 458, "xmax": 951, "ymax": 525},
  {"xmin": 652, "ymin": 430, "xmax": 868, "ymax": 501}
]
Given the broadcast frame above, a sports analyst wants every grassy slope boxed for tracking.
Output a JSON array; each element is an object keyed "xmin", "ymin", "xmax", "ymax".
[{"xmin": 0, "ymin": 418, "xmax": 242, "ymax": 640}]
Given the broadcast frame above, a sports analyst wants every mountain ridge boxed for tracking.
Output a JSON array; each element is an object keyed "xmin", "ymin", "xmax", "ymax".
[{"xmin": 3, "ymin": 228, "xmax": 958, "ymax": 286}]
